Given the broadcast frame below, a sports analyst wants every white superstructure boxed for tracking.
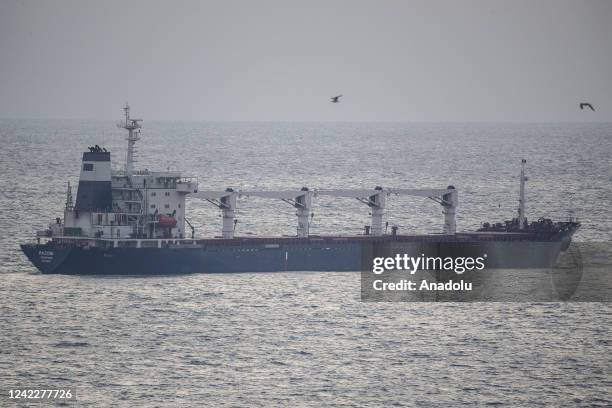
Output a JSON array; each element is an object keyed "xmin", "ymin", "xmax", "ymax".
[{"xmin": 59, "ymin": 104, "xmax": 198, "ymax": 241}]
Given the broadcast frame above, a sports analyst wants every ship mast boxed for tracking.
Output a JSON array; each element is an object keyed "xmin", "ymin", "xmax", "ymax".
[
  {"xmin": 65, "ymin": 182, "xmax": 73, "ymax": 211},
  {"xmin": 518, "ymin": 159, "xmax": 527, "ymax": 229},
  {"xmin": 118, "ymin": 103, "xmax": 142, "ymax": 178}
]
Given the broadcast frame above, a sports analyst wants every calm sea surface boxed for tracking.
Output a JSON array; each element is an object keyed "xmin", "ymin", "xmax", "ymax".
[{"xmin": 1, "ymin": 121, "xmax": 611, "ymax": 406}]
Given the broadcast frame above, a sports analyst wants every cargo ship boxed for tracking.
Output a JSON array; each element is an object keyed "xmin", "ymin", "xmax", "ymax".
[{"xmin": 21, "ymin": 105, "xmax": 580, "ymax": 275}]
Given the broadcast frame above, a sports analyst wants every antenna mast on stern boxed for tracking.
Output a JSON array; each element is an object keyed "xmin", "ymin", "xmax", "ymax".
[{"xmin": 518, "ymin": 159, "xmax": 528, "ymax": 229}]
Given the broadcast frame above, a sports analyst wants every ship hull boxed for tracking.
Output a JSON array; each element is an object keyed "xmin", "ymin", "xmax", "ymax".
[{"xmin": 21, "ymin": 233, "xmax": 574, "ymax": 275}]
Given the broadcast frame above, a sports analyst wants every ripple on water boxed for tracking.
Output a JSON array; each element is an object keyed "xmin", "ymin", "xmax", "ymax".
[{"xmin": 1, "ymin": 122, "xmax": 611, "ymax": 406}]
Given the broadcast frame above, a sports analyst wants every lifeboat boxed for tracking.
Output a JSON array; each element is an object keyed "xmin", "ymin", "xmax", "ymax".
[{"xmin": 158, "ymin": 214, "xmax": 177, "ymax": 228}]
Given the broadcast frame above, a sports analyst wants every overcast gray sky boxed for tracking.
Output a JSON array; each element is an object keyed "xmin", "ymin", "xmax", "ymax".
[{"xmin": 1, "ymin": 0, "xmax": 610, "ymax": 121}]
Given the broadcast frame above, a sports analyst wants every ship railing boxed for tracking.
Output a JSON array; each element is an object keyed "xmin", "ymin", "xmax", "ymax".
[
  {"xmin": 48, "ymin": 235, "xmax": 199, "ymax": 248},
  {"xmin": 91, "ymin": 211, "xmax": 142, "ymax": 226},
  {"xmin": 116, "ymin": 238, "xmax": 199, "ymax": 248}
]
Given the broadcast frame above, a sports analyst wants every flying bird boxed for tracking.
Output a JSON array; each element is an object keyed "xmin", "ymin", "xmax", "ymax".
[
  {"xmin": 330, "ymin": 95, "xmax": 342, "ymax": 103},
  {"xmin": 580, "ymin": 102, "xmax": 595, "ymax": 111}
]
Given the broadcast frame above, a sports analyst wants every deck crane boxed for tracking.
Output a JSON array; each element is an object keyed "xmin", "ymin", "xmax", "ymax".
[
  {"xmin": 183, "ymin": 217, "xmax": 196, "ymax": 239},
  {"xmin": 316, "ymin": 187, "xmax": 457, "ymax": 235},
  {"xmin": 192, "ymin": 188, "xmax": 239, "ymax": 239},
  {"xmin": 192, "ymin": 188, "xmax": 314, "ymax": 239},
  {"xmin": 192, "ymin": 186, "xmax": 457, "ymax": 238},
  {"xmin": 240, "ymin": 188, "xmax": 314, "ymax": 238}
]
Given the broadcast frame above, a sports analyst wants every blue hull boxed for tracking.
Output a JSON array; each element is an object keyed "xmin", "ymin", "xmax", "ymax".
[
  {"xmin": 21, "ymin": 241, "xmax": 363, "ymax": 275},
  {"xmin": 21, "ymin": 233, "xmax": 574, "ymax": 275}
]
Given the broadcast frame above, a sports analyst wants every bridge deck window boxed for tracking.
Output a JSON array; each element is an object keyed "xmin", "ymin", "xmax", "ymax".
[{"xmin": 83, "ymin": 163, "xmax": 94, "ymax": 171}]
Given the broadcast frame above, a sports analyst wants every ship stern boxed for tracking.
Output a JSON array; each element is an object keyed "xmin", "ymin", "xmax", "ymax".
[{"xmin": 20, "ymin": 243, "xmax": 72, "ymax": 274}]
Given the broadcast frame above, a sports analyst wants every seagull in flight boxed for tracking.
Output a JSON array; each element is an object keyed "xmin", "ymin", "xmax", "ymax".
[
  {"xmin": 330, "ymin": 95, "xmax": 343, "ymax": 103},
  {"xmin": 580, "ymin": 102, "xmax": 595, "ymax": 111}
]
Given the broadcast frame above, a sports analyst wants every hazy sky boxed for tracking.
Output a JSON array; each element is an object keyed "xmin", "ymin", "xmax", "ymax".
[{"xmin": 1, "ymin": 0, "xmax": 611, "ymax": 121}]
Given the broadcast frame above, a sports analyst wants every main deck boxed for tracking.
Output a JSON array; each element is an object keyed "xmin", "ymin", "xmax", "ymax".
[{"xmin": 35, "ymin": 227, "xmax": 575, "ymax": 252}]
